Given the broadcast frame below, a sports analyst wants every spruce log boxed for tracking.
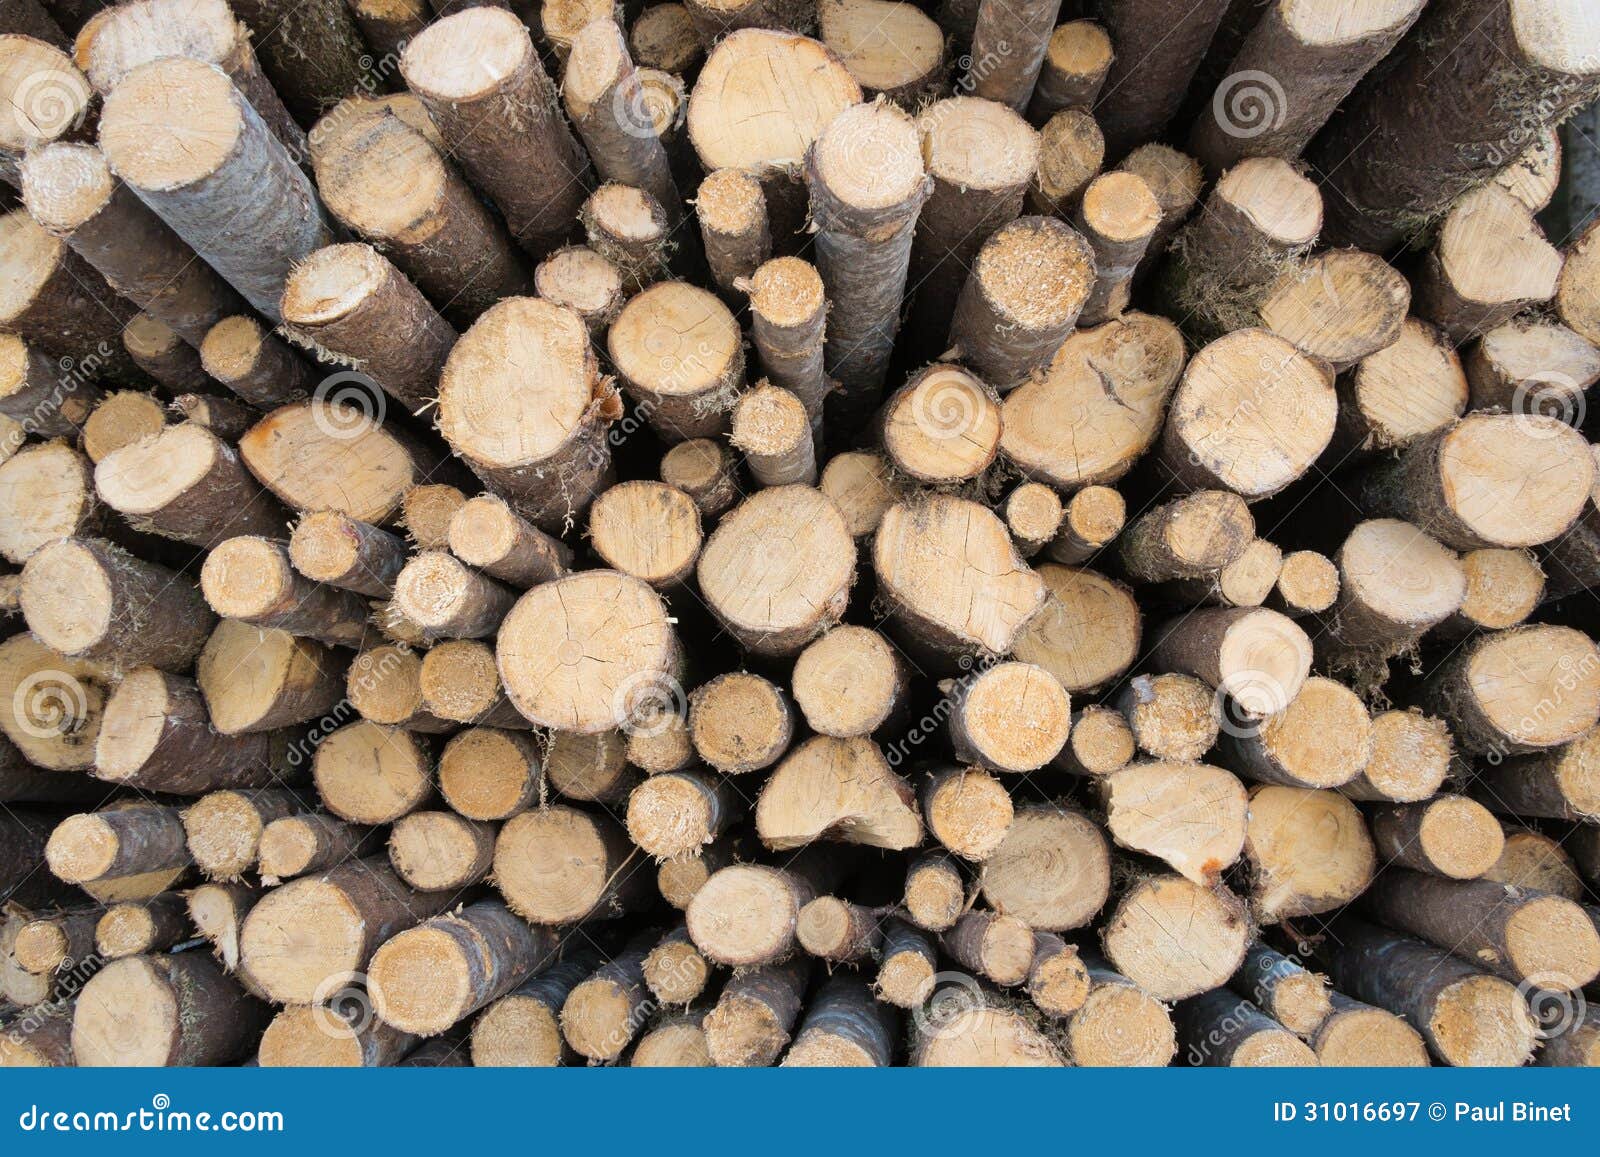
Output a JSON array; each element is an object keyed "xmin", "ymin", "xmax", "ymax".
[
  {"xmin": 795, "ymin": 896, "xmax": 883, "ymax": 963},
  {"xmin": 1267, "ymin": 549, "xmax": 1339, "ymax": 618},
  {"xmin": 1439, "ymin": 548, "xmax": 1544, "ymax": 636},
  {"xmin": 1331, "ymin": 317, "xmax": 1466, "ymax": 459},
  {"xmin": 1028, "ymin": 19, "xmax": 1112, "ymax": 123},
  {"xmin": 695, "ymin": 167, "xmax": 770, "ymax": 298},
  {"xmin": 979, "ymin": 802, "xmax": 1110, "ymax": 932},
  {"xmin": 1096, "ymin": 0, "xmax": 1231, "ymax": 157},
  {"xmin": 1229, "ymin": 942, "xmax": 1332, "ymax": 1037},
  {"xmin": 587, "ymin": 481, "xmax": 703, "ymax": 589},
  {"xmin": 783, "ymin": 973, "xmax": 895, "ymax": 1066},
  {"xmin": 1221, "ymin": 675, "xmax": 1372, "ymax": 790},
  {"xmin": 493, "ymin": 804, "xmax": 653, "ymax": 924},
  {"xmin": 80, "ymin": 389, "xmax": 163, "ymax": 464},
  {"xmin": 660, "ymin": 437, "xmax": 740, "ymax": 520},
  {"xmin": 312, "ymin": 720, "xmax": 433, "ymax": 824},
  {"xmin": 627, "ymin": 768, "xmax": 739, "ymax": 859},
  {"xmin": 1002, "ymin": 483, "xmax": 1062, "ymax": 558},
  {"xmin": 1312, "ymin": 992, "xmax": 1430, "ymax": 1066},
  {"xmin": 1098, "ymin": 760, "xmax": 1247, "ymax": 886},
  {"xmin": 392, "ymin": 550, "xmax": 517, "ymax": 642},
  {"xmin": 1100, "ymin": 874, "xmax": 1251, "ymax": 1002},
  {"xmin": 559, "ymin": 932, "xmax": 657, "ymax": 1061},
  {"xmin": 533, "ymin": 245, "xmax": 625, "ymax": 335},
  {"xmin": 93, "ymin": 894, "xmax": 188, "ymax": 960},
  {"xmin": 199, "ymin": 316, "xmax": 315, "ymax": 408},
  {"xmin": 447, "ymin": 494, "xmax": 571, "ymax": 588},
  {"xmin": 1242, "ymin": 784, "xmax": 1375, "ymax": 922},
  {"xmin": 469, "ymin": 952, "xmax": 598, "ymax": 1066},
  {"xmin": 1063, "ymin": 954, "xmax": 1176, "ymax": 1066},
  {"xmin": 948, "ymin": 660, "xmax": 1071, "ymax": 773},
  {"xmin": 0, "ymin": 334, "xmax": 99, "ymax": 440},
  {"xmin": 289, "ymin": 510, "xmax": 408, "ymax": 598},
  {"xmin": 201, "ymin": 535, "xmax": 371, "ymax": 647},
  {"xmin": 581, "ymin": 183, "xmax": 672, "ymax": 290},
  {"xmin": 257, "ymin": 1004, "xmax": 418, "ymax": 1068},
  {"xmin": 703, "ymin": 956, "xmax": 810, "ymax": 1067},
  {"xmin": 1370, "ymin": 794, "xmax": 1505, "ymax": 880},
  {"xmin": 1422, "ymin": 625, "xmax": 1600, "ymax": 757},
  {"xmin": 565, "ymin": 20, "xmax": 678, "ymax": 215},
  {"xmin": 1074, "ymin": 173, "xmax": 1159, "ymax": 326},
  {"xmin": 419, "ymin": 640, "xmax": 529, "ymax": 729},
  {"xmin": 903, "ymin": 851, "xmax": 965, "ymax": 933},
  {"xmin": 1118, "ymin": 489, "xmax": 1254, "ymax": 585},
  {"xmin": 921, "ymin": 765, "xmax": 1015, "ymax": 863},
  {"xmin": 1475, "ymin": 729, "xmax": 1600, "ymax": 823},
  {"xmin": 45, "ymin": 802, "xmax": 191, "ymax": 898},
  {"xmin": 183, "ymin": 787, "xmax": 301, "ymax": 880},
  {"xmin": 877, "ymin": 364, "xmax": 1001, "ymax": 484},
  {"xmin": 744, "ymin": 257, "xmax": 828, "ymax": 422},
  {"xmin": 71, "ymin": 951, "xmax": 265, "ymax": 1066},
  {"xmin": 755, "ymin": 734, "xmax": 921, "ymax": 850},
  {"xmin": 1314, "ymin": 519, "xmax": 1464, "ymax": 672},
  {"xmin": 730, "ymin": 383, "xmax": 815, "ymax": 487},
  {"xmin": 196, "ymin": 620, "xmax": 344, "ymax": 735},
  {"xmin": 641, "ymin": 923, "xmax": 711, "ymax": 1006},
  {"xmin": 123, "ymin": 313, "xmax": 212, "ymax": 394},
  {"xmin": 1465, "ymin": 317, "xmax": 1600, "ymax": 418},
  {"xmin": 1148, "ymin": 606, "xmax": 1311, "ymax": 720},
  {"xmin": 688, "ymin": 671, "xmax": 793, "ymax": 775},
  {"xmin": 0, "ymin": 632, "xmax": 109, "ymax": 772},
  {"xmin": 1056, "ymin": 705, "xmax": 1136, "ymax": 778},
  {"xmin": 388, "ymin": 810, "xmax": 495, "ymax": 891},
  {"xmin": 687, "ymin": 851, "xmax": 848, "ymax": 965},
  {"xmin": 1027, "ymin": 107, "xmax": 1103, "ymax": 216},
  {"xmin": 257, "ymin": 813, "xmax": 376, "ymax": 884},
  {"xmin": 791, "ymin": 625, "xmax": 908, "ymax": 738}
]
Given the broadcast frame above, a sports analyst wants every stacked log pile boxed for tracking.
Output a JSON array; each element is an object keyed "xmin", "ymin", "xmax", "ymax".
[{"xmin": 1, "ymin": 0, "xmax": 1600, "ymax": 1069}]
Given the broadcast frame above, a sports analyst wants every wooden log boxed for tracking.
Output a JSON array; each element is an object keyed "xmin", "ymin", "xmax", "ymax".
[
  {"xmin": 1242, "ymin": 784, "xmax": 1375, "ymax": 922},
  {"xmin": 400, "ymin": 8, "xmax": 589, "ymax": 254},
  {"xmin": 704, "ymin": 956, "xmax": 811, "ymax": 1067},
  {"xmin": 1096, "ymin": 0, "xmax": 1231, "ymax": 157},
  {"xmin": 921, "ymin": 765, "xmax": 1015, "ymax": 863},
  {"xmin": 1465, "ymin": 317, "xmax": 1600, "ymax": 418},
  {"xmin": 1438, "ymin": 548, "xmax": 1545, "ymax": 637},
  {"xmin": 391, "ymin": 550, "xmax": 517, "ymax": 642},
  {"xmin": 1370, "ymin": 794, "xmax": 1505, "ymax": 880},
  {"xmin": 1098, "ymin": 760, "xmax": 1247, "ymax": 886},
  {"xmin": 627, "ymin": 768, "xmax": 738, "ymax": 859},
  {"xmin": 587, "ymin": 481, "xmax": 703, "ymax": 589},
  {"xmin": 871, "ymin": 917, "xmax": 936, "ymax": 1007},
  {"xmin": 0, "ymin": 633, "xmax": 109, "ymax": 773},
  {"xmin": 1062, "ymin": 953, "xmax": 1176, "ymax": 1066},
  {"xmin": 642, "ymin": 924, "xmax": 711, "ymax": 1006},
  {"xmin": 1101, "ymin": 874, "xmax": 1251, "ymax": 1002},
  {"xmin": 876, "ymin": 364, "xmax": 1001, "ymax": 484},
  {"xmin": 581, "ymin": 183, "xmax": 672, "ymax": 290},
  {"xmin": 435, "ymin": 298, "xmax": 618, "ymax": 532},
  {"xmin": 0, "ymin": 334, "xmax": 99, "ymax": 441},
  {"xmin": 1475, "ymin": 729, "xmax": 1600, "ymax": 823},
  {"xmin": 942, "ymin": 909, "xmax": 1035, "ymax": 987},
  {"xmin": 1074, "ymin": 173, "xmax": 1160, "ymax": 327},
  {"xmin": 566, "ymin": 20, "xmax": 678, "ymax": 218},
  {"xmin": 1022, "ymin": 931, "xmax": 1090, "ymax": 1019},
  {"xmin": 199, "ymin": 316, "xmax": 315, "ymax": 409},
  {"xmin": 687, "ymin": 851, "xmax": 848, "ymax": 965},
  {"xmin": 0, "ymin": 33, "xmax": 87, "ymax": 183},
  {"xmin": 695, "ymin": 167, "xmax": 770, "ymax": 299},
  {"xmin": 1267, "ymin": 549, "xmax": 1339, "ymax": 618},
  {"xmin": 756, "ymin": 734, "xmax": 920, "ymax": 850},
  {"xmin": 257, "ymin": 813, "xmax": 377, "ymax": 884},
  {"xmin": 1422, "ymin": 625, "xmax": 1600, "ymax": 757},
  {"xmin": 910, "ymin": 994, "xmax": 1064, "ymax": 1066},
  {"xmin": 1221, "ymin": 675, "xmax": 1372, "ymax": 790},
  {"xmin": 1312, "ymin": 992, "xmax": 1431, "ymax": 1066},
  {"xmin": 1177, "ymin": 989, "xmax": 1317, "ymax": 1066},
  {"xmin": 1002, "ymin": 484, "xmax": 1062, "ymax": 558},
  {"xmin": 1025, "ymin": 107, "xmax": 1102, "ymax": 220},
  {"xmin": 1029, "ymin": 19, "xmax": 1111, "ymax": 122},
  {"xmin": 185, "ymin": 880, "xmax": 260, "ymax": 985},
  {"xmin": 313, "ymin": 720, "xmax": 433, "ymax": 824},
  {"xmin": 948, "ymin": 660, "xmax": 1071, "ymax": 773},
  {"xmin": 1055, "ymin": 705, "xmax": 1136, "ymax": 778},
  {"xmin": 660, "ymin": 436, "xmax": 740, "ymax": 520},
  {"xmin": 1330, "ymin": 317, "xmax": 1466, "ymax": 460},
  {"xmin": 225, "ymin": 0, "xmax": 370, "ymax": 124},
  {"xmin": 731, "ymin": 384, "xmax": 815, "ymax": 487},
  {"xmin": 817, "ymin": 0, "xmax": 942, "ymax": 106},
  {"xmin": 446, "ymin": 495, "xmax": 571, "ymax": 589},
  {"xmin": 13, "ymin": 906, "xmax": 97, "ymax": 974},
  {"xmin": 1148, "ymin": 606, "xmax": 1311, "ymax": 721},
  {"xmin": 238, "ymin": 857, "xmax": 455, "ymax": 1004},
  {"xmin": 289, "ymin": 510, "xmax": 408, "ymax": 599},
  {"xmin": 469, "ymin": 952, "xmax": 598, "ymax": 1067},
  {"xmin": 494, "ymin": 804, "xmax": 652, "ymax": 924},
  {"xmin": 791, "ymin": 625, "xmax": 907, "ymax": 738},
  {"xmin": 534, "ymin": 245, "xmax": 625, "ymax": 336},
  {"xmin": 21, "ymin": 535, "xmax": 214, "ymax": 669},
  {"xmin": 949, "ymin": 216, "xmax": 1094, "ymax": 390},
  {"xmin": 93, "ymin": 894, "xmax": 187, "ymax": 960},
  {"xmin": 71, "ymin": 951, "xmax": 265, "ymax": 1066},
  {"xmin": 1188, "ymin": 0, "xmax": 1424, "ymax": 175},
  {"xmin": 687, "ymin": 671, "xmax": 792, "ymax": 775},
  {"xmin": 311, "ymin": 104, "xmax": 532, "ymax": 326},
  {"xmin": 1229, "ymin": 942, "xmax": 1331, "ymax": 1037},
  {"xmin": 1364, "ymin": 870, "xmax": 1600, "ymax": 989},
  {"xmin": 979, "ymin": 802, "xmax": 1110, "ymax": 932},
  {"xmin": 611, "ymin": 279, "xmax": 743, "ymax": 440},
  {"xmin": 388, "ymin": 810, "xmax": 495, "ymax": 891},
  {"xmin": 258, "ymin": 1004, "xmax": 418, "ymax": 1068},
  {"xmin": 20, "ymin": 140, "xmax": 247, "ymax": 345},
  {"xmin": 741, "ymin": 258, "xmax": 826, "ymax": 424},
  {"xmin": 558, "ymin": 932, "xmax": 657, "ymax": 1062},
  {"xmin": 783, "ymin": 973, "xmax": 896, "ymax": 1066},
  {"xmin": 1535, "ymin": 1007, "xmax": 1600, "ymax": 1069},
  {"xmin": 123, "ymin": 317, "xmax": 212, "ymax": 397},
  {"xmin": 1325, "ymin": 918, "xmax": 1538, "ymax": 1067},
  {"xmin": 195, "ymin": 619, "xmax": 343, "ymax": 735},
  {"xmin": 631, "ymin": 2, "xmax": 701, "ymax": 73},
  {"xmin": 903, "ymin": 851, "xmax": 965, "ymax": 933},
  {"xmin": 399, "ymin": 484, "xmax": 465, "ymax": 550},
  {"xmin": 817, "ymin": 449, "xmax": 900, "ymax": 538},
  {"xmin": 45, "ymin": 802, "xmax": 191, "ymax": 898},
  {"xmin": 656, "ymin": 837, "xmax": 741, "ymax": 912},
  {"xmin": 795, "ymin": 896, "xmax": 883, "ymax": 963},
  {"xmin": 80, "ymin": 390, "xmax": 163, "ymax": 464},
  {"xmin": 1010, "ymin": 564, "xmax": 1141, "ymax": 696},
  {"xmin": 419, "ymin": 640, "xmax": 529, "ymax": 729},
  {"xmin": 1119, "ymin": 490, "xmax": 1254, "ymax": 585},
  {"xmin": 1482, "ymin": 828, "xmax": 1584, "ymax": 900},
  {"xmin": 343, "ymin": 0, "xmax": 427, "ymax": 56},
  {"xmin": 1559, "ymin": 216, "xmax": 1600, "ymax": 348},
  {"xmin": 1001, "ymin": 312, "xmax": 1186, "ymax": 489},
  {"xmin": 201, "ymin": 535, "xmax": 371, "ymax": 647},
  {"xmin": 1162, "ymin": 537, "xmax": 1282, "ymax": 610},
  {"xmin": 99, "ymin": 57, "xmax": 331, "ymax": 321},
  {"xmin": 1118, "ymin": 143, "xmax": 1204, "ymax": 269},
  {"xmin": 1307, "ymin": 0, "xmax": 1600, "ymax": 249},
  {"xmin": 183, "ymin": 787, "xmax": 300, "ymax": 880}
]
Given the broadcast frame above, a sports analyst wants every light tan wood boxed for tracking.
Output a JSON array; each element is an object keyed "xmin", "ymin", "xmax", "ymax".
[
  {"xmin": 1012, "ymin": 563, "xmax": 1141, "ymax": 695},
  {"xmin": 1099, "ymin": 760, "xmax": 1247, "ymax": 886},
  {"xmin": 1242, "ymin": 784, "xmax": 1375, "ymax": 922},
  {"xmin": 756, "ymin": 735, "xmax": 921, "ymax": 851}
]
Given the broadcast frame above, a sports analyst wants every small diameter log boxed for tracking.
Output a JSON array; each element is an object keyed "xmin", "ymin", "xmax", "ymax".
[
  {"xmin": 344, "ymin": 0, "xmax": 427, "ymax": 56},
  {"xmin": 1073, "ymin": 173, "xmax": 1160, "ymax": 327},
  {"xmin": 1439, "ymin": 548, "xmax": 1544, "ymax": 636},
  {"xmin": 998, "ymin": 312, "xmax": 1190, "ymax": 489},
  {"xmin": 581, "ymin": 183, "xmax": 672, "ymax": 290},
  {"xmin": 1536, "ymin": 1008, "xmax": 1600, "ymax": 1069},
  {"xmin": 419, "ymin": 641, "xmax": 529, "ymax": 730},
  {"xmin": 400, "ymin": 484, "xmax": 465, "ymax": 550},
  {"xmin": 903, "ymin": 852, "xmax": 965, "ymax": 933},
  {"xmin": 1483, "ymin": 829, "xmax": 1584, "ymax": 900},
  {"xmin": 313, "ymin": 720, "xmax": 433, "ymax": 825},
  {"xmin": 258, "ymin": 1004, "xmax": 417, "ymax": 1068},
  {"xmin": 704, "ymin": 957, "xmax": 811, "ymax": 1068},
  {"xmin": 1189, "ymin": 0, "xmax": 1425, "ymax": 175},
  {"xmin": 626, "ymin": 703, "xmax": 695, "ymax": 775},
  {"xmin": 1119, "ymin": 143, "xmax": 1205, "ymax": 268},
  {"xmin": 541, "ymin": 0, "xmax": 620, "ymax": 60},
  {"xmin": 1475, "ymin": 729, "xmax": 1600, "ymax": 824},
  {"xmin": 0, "ymin": 334, "xmax": 99, "ymax": 440},
  {"xmin": 391, "ymin": 550, "xmax": 517, "ymax": 642},
  {"xmin": 1012, "ymin": 564, "xmax": 1140, "ymax": 696},
  {"xmin": 1423, "ymin": 625, "xmax": 1600, "ymax": 757},
  {"xmin": 791, "ymin": 625, "xmax": 908, "ymax": 738},
  {"xmin": 874, "ymin": 494, "xmax": 1045, "ymax": 662},
  {"xmin": 1258, "ymin": 248, "xmax": 1411, "ymax": 371},
  {"xmin": 1149, "ymin": 607, "xmax": 1312, "ymax": 721},
  {"xmin": 199, "ymin": 316, "xmax": 314, "ymax": 408},
  {"xmin": 907, "ymin": 96, "xmax": 1038, "ymax": 342},
  {"xmin": 546, "ymin": 729, "xmax": 639, "ymax": 806},
  {"xmin": 1365, "ymin": 870, "xmax": 1600, "ymax": 990},
  {"xmin": 1101, "ymin": 874, "xmax": 1251, "ymax": 1002},
  {"xmin": 1056, "ymin": 705, "xmax": 1136, "ymax": 778},
  {"xmin": 311, "ymin": 106, "xmax": 531, "ymax": 326},
  {"xmin": 910, "ymin": 997, "xmax": 1065, "ymax": 1067},
  {"xmin": 238, "ymin": 857, "xmax": 454, "ymax": 1004},
  {"xmin": 196, "ymin": 619, "xmax": 344, "ymax": 736},
  {"xmin": 1163, "ymin": 536, "xmax": 1283, "ymax": 610},
  {"xmin": 498, "ymin": 570, "xmax": 682, "ymax": 733},
  {"xmin": 631, "ymin": 2, "xmax": 701, "ymax": 74},
  {"xmin": 1178, "ymin": 990, "xmax": 1316, "ymax": 1066},
  {"xmin": 1096, "ymin": 0, "xmax": 1231, "ymax": 157},
  {"xmin": 93, "ymin": 895, "xmax": 188, "ymax": 960},
  {"xmin": 1160, "ymin": 328, "xmax": 1337, "ymax": 499},
  {"xmin": 873, "ymin": 917, "xmax": 936, "ymax": 1008},
  {"xmin": 123, "ymin": 314, "xmax": 211, "ymax": 394},
  {"xmin": 1098, "ymin": 760, "xmax": 1247, "ymax": 887},
  {"xmin": 21, "ymin": 536, "xmax": 214, "ymax": 669},
  {"xmin": 808, "ymin": 99, "xmax": 929, "ymax": 412},
  {"xmin": 979, "ymin": 803, "xmax": 1111, "ymax": 932},
  {"xmin": 1326, "ymin": 918, "xmax": 1538, "ymax": 1067},
  {"xmin": 565, "ymin": 20, "xmax": 678, "ymax": 216},
  {"xmin": 626, "ymin": 769, "xmax": 739, "ymax": 859},
  {"xmin": 45, "ymin": 803, "xmax": 191, "ymax": 898},
  {"xmin": 1024, "ymin": 932, "xmax": 1090, "ymax": 1019},
  {"xmin": 1115, "ymin": 673, "xmax": 1221, "ymax": 762},
  {"xmin": 942, "ymin": 909, "xmax": 1034, "ymax": 987},
  {"xmin": 1466, "ymin": 317, "xmax": 1600, "ymax": 418},
  {"xmin": 818, "ymin": 449, "xmax": 901, "ymax": 539},
  {"xmin": 731, "ymin": 383, "xmax": 815, "ymax": 487},
  {"xmin": 183, "ymin": 787, "xmax": 301, "ymax": 880},
  {"xmin": 921, "ymin": 765, "xmax": 1015, "ymax": 863},
  {"xmin": 1314, "ymin": 519, "xmax": 1464, "ymax": 673},
  {"xmin": 1002, "ymin": 484, "xmax": 1062, "ymax": 558},
  {"xmin": 447, "ymin": 495, "xmax": 570, "ymax": 589},
  {"xmin": 257, "ymin": 813, "xmax": 376, "ymax": 884},
  {"xmin": 201, "ymin": 535, "xmax": 371, "ymax": 647},
  {"xmin": 1268, "ymin": 549, "xmax": 1339, "ymax": 618},
  {"xmin": 81, "ymin": 390, "xmax": 164, "ymax": 464},
  {"xmin": 609, "ymin": 280, "xmax": 742, "ymax": 442},
  {"xmin": 20, "ymin": 140, "xmax": 247, "ymax": 345},
  {"xmin": 1559, "ymin": 217, "xmax": 1600, "ymax": 347},
  {"xmin": 950, "ymin": 216, "xmax": 1094, "ymax": 392},
  {"xmin": 1312, "ymin": 993, "xmax": 1430, "ymax": 1066},
  {"xmin": 185, "ymin": 881, "xmax": 260, "ymax": 983},
  {"xmin": 0, "ymin": 33, "xmax": 88, "ymax": 173},
  {"xmin": 436, "ymin": 298, "xmax": 616, "ymax": 531},
  {"xmin": 687, "ymin": 853, "xmax": 847, "ymax": 966},
  {"xmin": 696, "ymin": 168, "xmax": 770, "ymax": 298},
  {"xmin": 370, "ymin": 899, "xmax": 559, "ymax": 1036},
  {"xmin": 877, "ymin": 364, "xmax": 1002, "ymax": 484},
  {"xmin": 757, "ymin": 734, "xmax": 920, "ymax": 850},
  {"xmin": 660, "ymin": 437, "xmax": 740, "ymax": 520},
  {"xmin": 783, "ymin": 973, "xmax": 896, "ymax": 1067},
  {"xmin": 818, "ymin": 0, "xmax": 943, "ymax": 106},
  {"xmin": 743, "ymin": 258, "xmax": 827, "ymax": 423},
  {"xmin": 388, "ymin": 810, "xmax": 495, "ymax": 892},
  {"xmin": 657, "ymin": 839, "xmax": 737, "ymax": 913},
  {"xmin": 642, "ymin": 924, "xmax": 711, "ymax": 1006},
  {"xmin": 401, "ymin": 8, "xmax": 588, "ymax": 253},
  {"xmin": 1242, "ymin": 785, "xmax": 1376, "ymax": 923},
  {"xmin": 1332, "ymin": 318, "xmax": 1467, "ymax": 459},
  {"xmin": 1222, "ymin": 675, "xmax": 1372, "ymax": 790},
  {"xmin": 469, "ymin": 952, "xmax": 598, "ymax": 1067},
  {"xmin": 1119, "ymin": 490, "xmax": 1254, "ymax": 585},
  {"xmin": 98, "ymin": 57, "xmax": 331, "ymax": 321},
  {"xmin": 0, "ymin": 633, "xmax": 109, "ymax": 774},
  {"xmin": 688, "ymin": 671, "xmax": 793, "ymax": 775},
  {"xmin": 0, "ymin": 211, "xmax": 141, "ymax": 382},
  {"xmin": 948, "ymin": 661, "xmax": 1071, "ymax": 773},
  {"xmin": 559, "ymin": 933, "xmax": 657, "ymax": 1062},
  {"xmin": 796, "ymin": 896, "xmax": 883, "ymax": 963},
  {"xmin": 534, "ymin": 246, "xmax": 625, "ymax": 336},
  {"xmin": 588, "ymin": 481, "xmax": 704, "ymax": 589},
  {"xmin": 1065, "ymin": 954, "xmax": 1176, "ymax": 1067},
  {"xmin": 206, "ymin": 0, "xmax": 368, "ymax": 125},
  {"xmin": 1230, "ymin": 942, "xmax": 1332, "ymax": 1037},
  {"xmin": 1029, "ymin": 20, "xmax": 1112, "ymax": 122},
  {"xmin": 289, "ymin": 510, "xmax": 407, "ymax": 599},
  {"xmin": 280, "ymin": 244, "xmax": 456, "ymax": 413},
  {"xmin": 493, "ymin": 804, "xmax": 652, "ymax": 924},
  {"xmin": 1415, "ymin": 185, "xmax": 1562, "ymax": 344},
  {"xmin": 1027, "ymin": 107, "xmax": 1103, "ymax": 217},
  {"xmin": 1370, "ymin": 794, "xmax": 1505, "ymax": 881},
  {"xmin": 14, "ymin": 907, "xmax": 98, "ymax": 975},
  {"xmin": 71, "ymin": 951, "xmax": 265, "ymax": 1066},
  {"xmin": 1044, "ymin": 487, "xmax": 1125, "ymax": 567}
]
